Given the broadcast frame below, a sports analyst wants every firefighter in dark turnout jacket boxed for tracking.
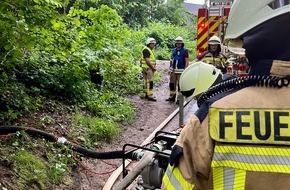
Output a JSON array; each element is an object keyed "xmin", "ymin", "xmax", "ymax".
[
  {"xmin": 166, "ymin": 36, "xmax": 189, "ymax": 103},
  {"xmin": 162, "ymin": 0, "xmax": 290, "ymax": 189},
  {"xmin": 197, "ymin": 35, "xmax": 227, "ymax": 74}
]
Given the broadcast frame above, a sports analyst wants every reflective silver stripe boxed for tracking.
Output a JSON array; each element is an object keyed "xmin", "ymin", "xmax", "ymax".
[
  {"xmin": 212, "ymin": 146, "xmax": 290, "ymax": 174},
  {"xmin": 165, "ymin": 166, "xmax": 184, "ymax": 189},
  {"xmin": 224, "ymin": 167, "xmax": 234, "ymax": 189},
  {"xmin": 213, "ymin": 167, "xmax": 246, "ymax": 190},
  {"xmin": 213, "ymin": 153, "xmax": 290, "ymax": 165}
]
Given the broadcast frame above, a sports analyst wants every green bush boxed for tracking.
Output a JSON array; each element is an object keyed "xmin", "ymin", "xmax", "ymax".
[
  {"xmin": 85, "ymin": 91, "xmax": 135, "ymax": 123},
  {"xmin": 0, "ymin": 74, "xmax": 42, "ymax": 124},
  {"xmin": 72, "ymin": 113, "xmax": 121, "ymax": 147}
]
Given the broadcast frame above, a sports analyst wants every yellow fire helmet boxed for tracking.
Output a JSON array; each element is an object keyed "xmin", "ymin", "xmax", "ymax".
[{"xmin": 180, "ymin": 62, "xmax": 222, "ymax": 97}]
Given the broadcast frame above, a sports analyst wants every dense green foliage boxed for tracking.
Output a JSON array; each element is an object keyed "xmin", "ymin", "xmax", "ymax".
[
  {"xmin": 0, "ymin": 0, "xmax": 197, "ymax": 125},
  {"xmin": 0, "ymin": 0, "xmax": 197, "ymax": 188},
  {"xmin": 75, "ymin": 0, "xmax": 189, "ymax": 27}
]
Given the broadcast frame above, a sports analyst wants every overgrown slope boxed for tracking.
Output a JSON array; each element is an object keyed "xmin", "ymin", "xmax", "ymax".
[{"xmin": 0, "ymin": 0, "xmax": 197, "ymax": 189}]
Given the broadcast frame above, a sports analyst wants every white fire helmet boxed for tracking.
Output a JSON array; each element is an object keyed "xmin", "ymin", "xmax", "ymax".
[
  {"xmin": 146, "ymin": 37, "xmax": 156, "ymax": 45},
  {"xmin": 175, "ymin": 36, "xmax": 184, "ymax": 43},
  {"xmin": 208, "ymin": 36, "xmax": 221, "ymax": 45},
  {"xmin": 225, "ymin": 0, "xmax": 290, "ymax": 41},
  {"xmin": 180, "ymin": 62, "xmax": 222, "ymax": 97}
]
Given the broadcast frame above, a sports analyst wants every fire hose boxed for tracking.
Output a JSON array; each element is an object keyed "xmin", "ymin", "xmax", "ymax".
[{"xmin": 0, "ymin": 126, "xmax": 133, "ymax": 159}]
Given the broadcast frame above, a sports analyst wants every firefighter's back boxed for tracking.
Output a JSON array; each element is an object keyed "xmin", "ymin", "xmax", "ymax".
[{"xmin": 208, "ymin": 78, "xmax": 290, "ymax": 189}]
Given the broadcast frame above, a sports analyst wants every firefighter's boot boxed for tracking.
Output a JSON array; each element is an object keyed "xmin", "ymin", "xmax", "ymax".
[
  {"xmin": 166, "ymin": 82, "xmax": 176, "ymax": 102},
  {"xmin": 147, "ymin": 96, "xmax": 157, "ymax": 102},
  {"xmin": 166, "ymin": 94, "xmax": 176, "ymax": 102}
]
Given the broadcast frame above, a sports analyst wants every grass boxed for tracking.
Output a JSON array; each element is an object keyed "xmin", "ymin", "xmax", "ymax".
[
  {"xmin": 0, "ymin": 132, "xmax": 76, "ymax": 190},
  {"xmin": 11, "ymin": 149, "xmax": 48, "ymax": 190},
  {"xmin": 71, "ymin": 113, "xmax": 121, "ymax": 147}
]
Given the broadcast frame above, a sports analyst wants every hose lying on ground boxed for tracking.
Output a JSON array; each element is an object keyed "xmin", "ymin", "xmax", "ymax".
[{"xmin": 0, "ymin": 126, "xmax": 133, "ymax": 159}]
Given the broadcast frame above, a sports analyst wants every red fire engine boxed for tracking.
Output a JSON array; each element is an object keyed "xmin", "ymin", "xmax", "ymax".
[
  {"xmin": 196, "ymin": 0, "xmax": 249, "ymax": 77},
  {"xmin": 196, "ymin": 0, "xmax": 232, "ymax": 56}
]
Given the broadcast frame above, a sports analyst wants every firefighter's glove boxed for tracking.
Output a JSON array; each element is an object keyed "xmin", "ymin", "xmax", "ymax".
[{"xmin": 169, "ymin": 145, "xmax": 183, "ymax": 167}]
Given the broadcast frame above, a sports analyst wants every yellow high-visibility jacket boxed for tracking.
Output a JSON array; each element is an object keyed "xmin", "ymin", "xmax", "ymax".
[{"xmin": 141, "ymin": 46, "xmax": 156, "ymax": 69}]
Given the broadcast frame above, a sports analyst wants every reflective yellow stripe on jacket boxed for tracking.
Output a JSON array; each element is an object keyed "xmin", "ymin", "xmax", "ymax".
[
  {"xmin": 141, "ymin": 46, "xmax": 156, "ymax": 69},
  {"xmin": 162, "ymin": 164, "xmax": 195, "ymax": 190},
  {"xmin": 211, "ymin": 145, "xmax": 290, "ymax": 190},
  {"xmin": 201, "ymin": 53, "xmax": 226, "ymax": 69}
]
